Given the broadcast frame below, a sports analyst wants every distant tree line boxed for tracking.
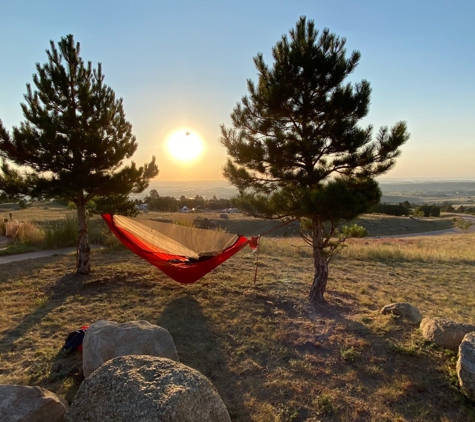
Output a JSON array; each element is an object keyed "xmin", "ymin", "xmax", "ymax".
[
  {"xmin": 137, "ymin": 189, "xmax": 232, "ymax": 211},
  {"xmin": 450, "ymin": 205, "xmax": 475, "ymax": 214},
  {"xmin": 369, "ymin": 200, "xmax": 475, "ymax": 217},
  {"xmin": 369, "ymin": 203, "xmax": 410, "ymax": 216}
]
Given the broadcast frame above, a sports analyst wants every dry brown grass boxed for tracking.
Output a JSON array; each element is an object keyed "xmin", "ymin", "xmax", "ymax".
[
  {"xmin": 0, "ymin": 201, "xmax": 77, "ymax": 223},
  {"xmin": 1, "ymin": 231, "xmax": 474, "ymax": 421},
  {"xmin": 343, "ymin": 234, "xmax": 475, "ymax": 264}
]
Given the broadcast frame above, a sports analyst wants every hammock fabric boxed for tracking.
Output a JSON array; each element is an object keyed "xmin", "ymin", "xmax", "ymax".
[{"xmin": 102, "ymin": 214, "xmax": 254, "ymax": 284}]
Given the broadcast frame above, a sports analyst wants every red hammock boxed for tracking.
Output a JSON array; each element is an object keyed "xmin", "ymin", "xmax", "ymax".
[{"xmin": 102, "ymin": 214, "xmax": 255, "ymax": 284}]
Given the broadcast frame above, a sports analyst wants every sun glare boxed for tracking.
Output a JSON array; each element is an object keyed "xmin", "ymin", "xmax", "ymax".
[{"xmin": 166, "ymin": 129, "xmax": 204, "ymax": 163}]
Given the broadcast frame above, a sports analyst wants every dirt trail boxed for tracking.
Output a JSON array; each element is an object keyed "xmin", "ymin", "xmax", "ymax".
[
  {"xmin": 0, "ymin": 246, "xmax": 77, "ymax": 265},
  {"xmin": 0, "ymin": 245, "xmax": 104, "ymax": 265}
]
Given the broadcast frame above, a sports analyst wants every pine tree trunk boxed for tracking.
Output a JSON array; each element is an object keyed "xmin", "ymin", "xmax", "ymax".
[
  {"xmin": 309, "ymin": 217, "xmax": 329, "ymax": 303},
  {"xmin": 76, "ymin": 202, "xmax": 90, "ymax": 274}
]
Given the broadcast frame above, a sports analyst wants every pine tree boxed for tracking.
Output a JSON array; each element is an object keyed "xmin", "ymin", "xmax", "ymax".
[
  {"xmin": 0, "ymin": 35, "xmax": 158, "ymax": 274},
  {"xmin": 220, "ymin": 17, "xmax": 410, "ymax": 302}
]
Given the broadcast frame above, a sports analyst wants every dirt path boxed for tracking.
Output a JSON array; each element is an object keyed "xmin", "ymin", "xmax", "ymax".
[
  {"xmin": 0, "ymin": 245, "xmax": 104, "ymax": 265},
  {"xmin": 0, "ymin": 247, "xmax": 77, "ymax": 265}
]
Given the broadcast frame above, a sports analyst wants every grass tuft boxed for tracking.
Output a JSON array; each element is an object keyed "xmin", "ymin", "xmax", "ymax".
[
  {"xmin": 42, "ymin": 215, "xmax": 78, "ymax": 249},
  {"xmin": 339, "ymin": 346, "xmax": 360, "ymax": 361}
]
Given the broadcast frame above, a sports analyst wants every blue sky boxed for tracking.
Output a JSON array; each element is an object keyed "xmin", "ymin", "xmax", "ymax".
[{"xmin": 1, "ymin": 0, "xmax": 474, "ymax": 180}]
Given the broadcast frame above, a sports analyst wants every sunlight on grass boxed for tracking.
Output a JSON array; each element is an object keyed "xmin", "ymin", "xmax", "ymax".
[
  {"xmin": 257, "ymin": 237, "xmax": 312, "ymax": 258},
  {"xmin": 255, "ymin": 233, "xmax": 475, "ymax": 264},
  {"xmin": 1, "ymin": 213, "xmax": 117, "ymax": 253},
  {"xmin": 341, "ymin": 234, "xmax": 475, "ymax": 263}
]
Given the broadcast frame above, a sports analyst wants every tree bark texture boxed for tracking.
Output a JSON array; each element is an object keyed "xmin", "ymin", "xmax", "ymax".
[
  {"xmin": 309, "ymin": 218, "xmax": 329, "ymax": 302},
  {"xmin": 76, "ymin": 202, "xmax": 90, "ymax": 274}
]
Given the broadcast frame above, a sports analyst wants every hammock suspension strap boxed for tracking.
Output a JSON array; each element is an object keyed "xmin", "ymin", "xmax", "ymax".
[{"xmin": 252, "ymin": 218, "xmax": 299, "ymax": 285}]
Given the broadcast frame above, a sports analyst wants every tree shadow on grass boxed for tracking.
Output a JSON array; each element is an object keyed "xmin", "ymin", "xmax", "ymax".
[
  {"xmin": 0, "ymin": 268, "xmax": 89, "ymax": 402},
  {"xmin": 157, "ymin": 295, "xmax": 251, "ymax": 422},
  {"xmin": 0, "ymin": 272, "xmax": 85, "ymax": 355}
]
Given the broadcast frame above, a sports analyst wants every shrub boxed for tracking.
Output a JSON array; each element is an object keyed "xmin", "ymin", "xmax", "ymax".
[
  {"xmin": 455, "ymin": 219, "xmax": 473, "ymax": 232},
  {"xmin": 440, "ymin": 202, "xmax": 455, "ymax": 212},
  {"xmin": 339, "ymin": 224, "xmax": 367, "ymax": 238},
  {"xmin": 413, "ymin": 204, "xmax": 440, "ymax": 217},
  {"xmin": 1, "ymin": 220, "xmax": 44, "ymax": 246},
  {"xmin": 369, "ymin": 203, "xmax": 410, "ymax": 216},
  {"xmin": 16, "ymin": 221, "xmax": 43, "ymax": 245}
]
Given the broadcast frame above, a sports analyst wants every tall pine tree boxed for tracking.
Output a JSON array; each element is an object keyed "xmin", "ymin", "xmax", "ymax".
[
  {"xmin": 0, "ymin": 35, "xmax": 158, "ymax": 274},
  {"xmin": 220, "ymin": 17, "xmax": 410, "ymax": 302}
]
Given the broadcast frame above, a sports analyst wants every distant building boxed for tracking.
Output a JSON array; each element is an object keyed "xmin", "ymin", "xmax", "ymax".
[{"xmin": 221, "ymin": 207, "xmax": 240, "ymax": 213}]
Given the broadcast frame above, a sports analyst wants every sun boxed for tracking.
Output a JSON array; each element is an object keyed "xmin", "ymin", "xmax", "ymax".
[{"xmin": 166, "ymin": 129, "xmax": 204, "ymax": 162}]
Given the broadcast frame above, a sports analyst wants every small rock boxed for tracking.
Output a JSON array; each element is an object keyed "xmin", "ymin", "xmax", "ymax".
[
  {"xmin": 381, "ymin": 302, "xmax": 423, "ymax": 324},
  {"xmin": 420, "ymin": 317, "xmax": 475, "ymax": 350}
]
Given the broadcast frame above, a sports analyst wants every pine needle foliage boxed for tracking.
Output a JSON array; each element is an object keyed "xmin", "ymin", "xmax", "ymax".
[
  {"xmin": 0, "ymin": 35, "xmax": 158, "ymax": 274},
  {"xmin": 220, "ymin": 17, "xmax": 410, "ymax": 302}
]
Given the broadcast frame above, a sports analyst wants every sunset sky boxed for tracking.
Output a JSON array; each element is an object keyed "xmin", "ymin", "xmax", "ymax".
[{"xmin": 1, "ymin": 0, "xmax": 474, "ymax": 181}]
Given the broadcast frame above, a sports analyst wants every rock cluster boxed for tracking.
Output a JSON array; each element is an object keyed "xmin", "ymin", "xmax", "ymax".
[
  {"xmin": 3, "ymin": 320, "xmax": 231, "ymax": 421},
  {"xmin": 380, "ymin": 303, "xmax": 475, "ymax": 402},
  {"xmin": 6, "ymin": 309, "xmax": 475, "ymax": 419}
]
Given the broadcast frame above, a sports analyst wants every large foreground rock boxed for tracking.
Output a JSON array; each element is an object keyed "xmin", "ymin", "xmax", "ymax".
[
  {"xmin": 83, "ymin": 320, "xmax": 179, "ymax": 377},
  {"xmin": 380, "ymin": 302, "xmax": 423, "ymax": 324},
  {"xmin": 420, "ymin": 317, "xmax": 475, "ymax": 350},
  {"xmin": 66, "ymin": 355, "xmax": 231, "ymax": 422},
  {"xmin": 0, "ymin": 384, "xmax": 68, "ymax": 422},
  {"xmin": 457, "ymin": 332, "xmax": 475, "ymax": 401}
]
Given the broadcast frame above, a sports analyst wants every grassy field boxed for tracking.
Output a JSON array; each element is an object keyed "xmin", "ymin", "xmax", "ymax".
[
  {"xmin": 0, "ymin": 202, "xmax": 455, "ymax": 236},
  {"xmin": 0, "ymin": 202, "xmax": 456, "ymax": 259},
  {"xmin": 0, "ymin": 206, "xmax": 474, "ymax": 421}
]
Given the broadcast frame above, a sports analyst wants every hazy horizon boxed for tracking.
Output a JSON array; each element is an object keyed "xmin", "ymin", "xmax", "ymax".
[
  {"xmin": 152, "ymin": 177, "xmax": 475, "ymax": 182},
  {"xmin": 135, "ymin": 178, "xmax": 475, "ymax": 201}
]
